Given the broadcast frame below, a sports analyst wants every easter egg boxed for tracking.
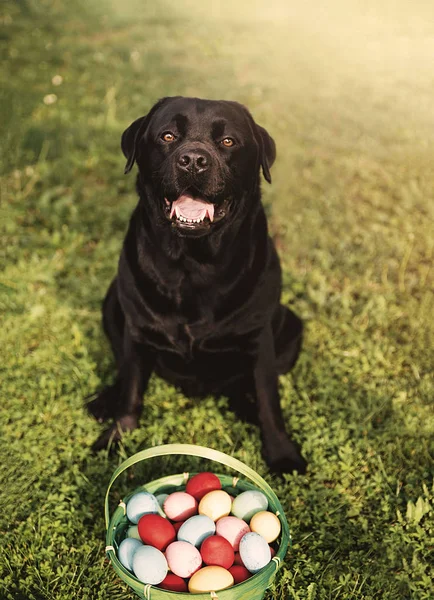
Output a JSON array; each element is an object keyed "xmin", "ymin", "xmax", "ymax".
[
  {"xmin": 173, "ymin": 520, "xmax": 185, "ymax": 534},
  {"xmin": 186, "ymin": 472, "xmax": 222, "ymax": 501},
  {"xmin": 126, "ymin": 492, "xmax": 160, "ymax": 524},
  {"xmin": 250, "ymin": 510, "xmax": 281, "ymax": 543},
  {"xmin": 229, "ymin": 564, "xmax": 251, "ymax": 584},
  {"xmin": 200, "ymin": 535, "xmax": 234, "ymax": 569},
  {"xmin": 117, "ymin": 538, "xmax": 142, "ymax": 571},
  {"xmin": 216, "ymin": 516, "xmax": 250, "ymax": 551},
  {"xmin": 188, "ymin": 566, "xmax": 234, "ymax": 593},
  {"xmin": 137, "ymin": 514, "xmax": 176, "ymax": 551},
  {"xmin": 231, "ymin": 490, "xmax": 268, "ymax": 522},
  {"xmin": 177, "ymin": 515, "xmax": 215, "ymax": 547},
  {"xmin": 199, "ymin": 490, "xmax": 232, "ymax": 521},
  {"xmin": 165, "ymin": 541, "xmax": 202, "ymax": 578},
  {"xmin": 132, "ymin": 545, "xmax": 168, "ymax": 584},
  {"xmin": 163, "ymin": 491, "xmax": 198, "ymax": 521},
  {"xmin": 233, "ymin": 552, "xmax": 245, "ymax": 566},
  {"xmin": 159, "ymin": 573, "xmax": 188, "ymax": 592},
  {"xmin": 127, "ymin": 525, "xmax": 141, "ymax": 541},
  {"xmin": 155, "ymin": 493, "xmax": 169, "ymax": 510},
  {"xmin": 239, "ymin": 532, "xmax": 271, "ymax": 574}
]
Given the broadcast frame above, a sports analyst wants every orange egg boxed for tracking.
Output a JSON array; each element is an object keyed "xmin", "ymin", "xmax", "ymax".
[
  {"xmin": 188, "ymin": 566, "xmax": 234, "ymax": 593},
  {"xmin": 249, "ymin": 511, "xmax": 281, "ymax": 543},
  {"xmin": 199, "ymin": 490, "xmax": 232, "ymax": 521}
]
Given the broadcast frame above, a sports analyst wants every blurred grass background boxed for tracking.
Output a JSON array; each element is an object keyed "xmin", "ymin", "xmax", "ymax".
[{"xmin": 0, "ymin": 0, "xmax": 433, "ymax": 598}]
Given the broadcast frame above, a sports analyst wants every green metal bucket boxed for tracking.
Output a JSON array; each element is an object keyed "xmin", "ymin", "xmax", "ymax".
[{"xmin": 105, "ymin": 444, "xmax": 291, "ymax": 600}]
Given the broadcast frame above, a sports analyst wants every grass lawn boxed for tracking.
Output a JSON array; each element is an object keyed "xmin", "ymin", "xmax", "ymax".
[{"xmin": 1, "ymin": 0, "xmax": 433, "ymax": 598}]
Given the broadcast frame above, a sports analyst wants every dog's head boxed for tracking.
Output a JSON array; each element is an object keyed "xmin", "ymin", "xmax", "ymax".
[{"xmin": 121, "ymin": 97, "xmax": 276, "ymax": 237}]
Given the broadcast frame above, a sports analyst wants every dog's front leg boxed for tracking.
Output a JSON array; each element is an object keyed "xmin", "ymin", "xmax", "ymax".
[
  {"xmin": 91, "ymin": 330, "xmax": 154, "ymax": 451},
  {"xmin": 253, "ymin": 324, "xmax": 307, "ymax": 474}
]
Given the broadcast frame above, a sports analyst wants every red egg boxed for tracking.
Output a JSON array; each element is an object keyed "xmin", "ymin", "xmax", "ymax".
[
  {"xmin": 186, "ymin": 472, "xmax": 222, "ymax": 501},
  {"xmin": 229, "ymin": 565, "xmax": 251, "ymax": 584},
  {"xmin": 233, "ymin": 552, "xmax": 245, "ymax": 566},
  {"xmin": 137, "ymin": 514, "xmax": 176, "ymax": 551},
  {"xmin": 158, "ymin": 573, "xmax": 188, "ymax": 592},
  {"xmin": 200, "ymin": 535, "xmax": 234, "ymax": 569},
  {"xmin": 270, "ymin": 545, "xmax": 276, "ymax": 558},
  {"xmin": 173, "ymin": 521, "xmax": 185, "ymax": 534}
]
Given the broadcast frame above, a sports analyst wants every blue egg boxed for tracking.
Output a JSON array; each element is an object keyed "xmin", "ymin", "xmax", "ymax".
[
  {"xmin": 239, "ymin": 532, "xmax": 271, "ymax": 574},
  {"xmin": 117, "ymin": 538, "xmax": 143, "ymax": 571},
  {"xmin": 231, "ymin": 490, "xmax": 268, "ymax": 522},
  {"xmin": 126, "ymin": 492, "xmax": 160, "ymax": 524},
  {"xmin": 132, "ymin": 545, "xmax": 168, "ymax": 585},
  {"xmin": 177, "ymin": 515, "xmax": 216, "ymax": 547}
]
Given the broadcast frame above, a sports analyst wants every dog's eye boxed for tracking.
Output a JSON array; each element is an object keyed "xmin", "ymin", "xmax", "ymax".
[
  {"xmin": 221, "ymin": 137, "xmax": 235, "ymax": 148},
  {"xmin": 161, "ymin": 132, "xmax": 176, "ymax": 142}
]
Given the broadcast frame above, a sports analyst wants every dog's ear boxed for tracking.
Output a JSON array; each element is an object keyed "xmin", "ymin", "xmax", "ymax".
[
  {"xmin": 255, "ymin": 124, "xmax": 276, "ymax": 184},
  {"xmin": 121, "ymin": 116, "xmax": 147, "ymax": 174},
  {"xmin": 121, "ymin": 97, "xmax": 176, "ymax": 174}
]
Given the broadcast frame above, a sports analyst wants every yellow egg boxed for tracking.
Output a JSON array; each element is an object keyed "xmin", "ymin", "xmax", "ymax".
[
  {"xmin": 199, "ymin": 490, "xmax": 232, "ymax": 521},
  {"xmin": 188, "ymin": 566, "xmax": 234, "ymax": 593},
  {"xmin": 249, "ymin": 510, "xmax": 281, "ymax": 543}
]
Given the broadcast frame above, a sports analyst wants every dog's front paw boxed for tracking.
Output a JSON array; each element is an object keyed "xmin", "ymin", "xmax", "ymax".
[
  {"xmin": 87, "ymin": 381, "xmax": 121, "ymax": 423},
  {"xmin": 91, "ymin": 414, "xmax": 139, "ymax": 452},
  {"xmin": 263, "ymin": 436, "xmax": 307, "ymax": 475}
]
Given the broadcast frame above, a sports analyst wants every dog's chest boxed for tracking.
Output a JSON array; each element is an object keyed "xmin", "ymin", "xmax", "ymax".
[{"xmin": 148, "ymin": 269, "xmax": 250, "ymax": 360}]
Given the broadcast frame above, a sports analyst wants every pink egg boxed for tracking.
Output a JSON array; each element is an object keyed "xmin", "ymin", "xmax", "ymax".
[
  {"xmin": 165, "ymin": 541, "xmax": 202, "ymax": 578},
  {"xmin": 163, "ymin": 492, "xmax": 198, "ymax": 521},
  {"xmin": 216, "ymin": 516, "xmax": 251, "ymax": 551}
]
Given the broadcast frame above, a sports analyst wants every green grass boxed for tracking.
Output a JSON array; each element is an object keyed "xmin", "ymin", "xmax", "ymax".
[{"xmin": 1, "ymin": 0, "xmax": 433, "ymax": 598}]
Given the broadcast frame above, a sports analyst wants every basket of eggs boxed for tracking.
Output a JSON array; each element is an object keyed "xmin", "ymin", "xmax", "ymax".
[{"xmin": 105, "ymin": 444, "xmax": 291, "ymax": 600}]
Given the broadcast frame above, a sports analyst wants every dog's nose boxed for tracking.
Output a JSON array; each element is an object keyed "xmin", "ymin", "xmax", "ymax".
[{"xmin": 177, "ymin": 150, "xmax": 210, "ymax": 174}]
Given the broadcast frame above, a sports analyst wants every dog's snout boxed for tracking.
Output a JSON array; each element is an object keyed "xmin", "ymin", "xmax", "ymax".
[{"xmin": 177, "ymin": 149, "xmax": 210, "ymax": 174}]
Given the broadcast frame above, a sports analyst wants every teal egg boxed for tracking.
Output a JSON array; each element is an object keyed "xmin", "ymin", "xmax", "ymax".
[
  {"xmin": 117, "ymin": 538, "xmax": 143, "ymax": 571},
  {"xmin": 231, "ymin": 490, "xmax": 268, "ymax": 522},
  {"xmin": 127, "ymin": 525, "xmax": 141, "ymax": 541}
]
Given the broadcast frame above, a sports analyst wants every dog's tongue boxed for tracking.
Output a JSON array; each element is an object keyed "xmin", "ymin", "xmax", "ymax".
[{"xmin": 170, "ymin": 194, "xmax": 214, "ymax": 221}]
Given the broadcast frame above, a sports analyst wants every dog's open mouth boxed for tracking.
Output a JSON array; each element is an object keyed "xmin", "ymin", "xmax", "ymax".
[{"xmin": 164, "ymin": 194, "xmax": 229, "ymax": 231}]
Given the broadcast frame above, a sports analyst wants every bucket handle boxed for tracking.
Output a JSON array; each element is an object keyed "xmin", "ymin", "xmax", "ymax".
[{"xmin": 104, "ymin": 443, "xmax": 287, "ymax": 532}]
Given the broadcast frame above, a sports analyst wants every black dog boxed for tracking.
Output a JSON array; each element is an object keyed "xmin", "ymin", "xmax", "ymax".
[{"xmin": 88, "ymin": 96, "xmax": 307, "ymax": 474}]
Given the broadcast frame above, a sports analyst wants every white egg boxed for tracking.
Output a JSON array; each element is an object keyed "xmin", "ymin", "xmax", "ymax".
[
  {"xmin": 132, "ymin": 545, "xmax": 168, "ymax": 584},
  {"xmin": 126, "ymin": 491, "xmax": 159, "ymax": 524},
  {"xmin": 239, "ymin": 532, "xmax": 271, "ymax": 574},
  {"xmin": 117, "ymin": 538, "xmax": 143, "ymax": 571}
]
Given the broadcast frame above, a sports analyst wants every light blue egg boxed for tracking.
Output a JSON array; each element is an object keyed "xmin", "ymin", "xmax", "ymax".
[
  {"xmin": 132, "ymin": 545, "xmax": 168, "ymax": 585},
  {"xmin": 177, "ymin": 515, "xmax": 215, "ymax": 547},
  {"xmin": 126, "ymin": 492, "xmax": 160, "ymax": 524},
  {"xmin": 239, "ymin": 532, "xmax": 271, "ymax": 574},
  {"xmin": 117, "ymin": 538, "xmax": 143, "ymax": 571},
  {"xmin": 127, "ymin": 525, "xmax": 141, "ymax": 541},
  {"xmin": 231, "ymin": 490, "xmax": 268, "ymax": 522}
]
